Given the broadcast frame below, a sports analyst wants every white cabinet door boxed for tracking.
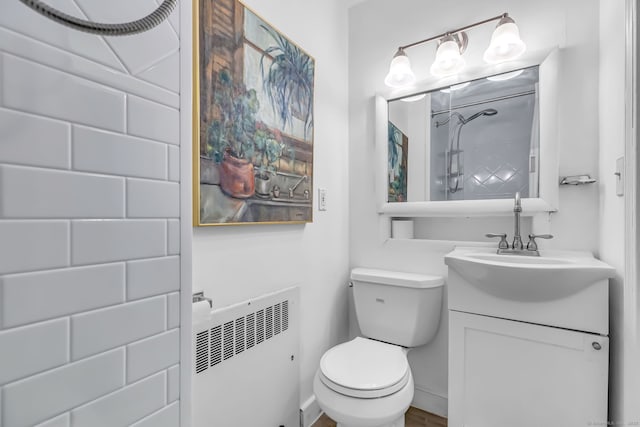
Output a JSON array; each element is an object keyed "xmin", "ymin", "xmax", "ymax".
[{"xmin": 448, "ymin": 311, "xmax": 608, "ymax": 427}]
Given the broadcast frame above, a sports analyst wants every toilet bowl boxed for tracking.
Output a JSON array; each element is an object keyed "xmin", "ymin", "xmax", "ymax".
[
  {"xmin": 314, "ymin": 337, "xmax": 414, "ymax": 427},
  {"xmin": 313, "ymin": 268, "xmax": 444, "ymax": 427}
]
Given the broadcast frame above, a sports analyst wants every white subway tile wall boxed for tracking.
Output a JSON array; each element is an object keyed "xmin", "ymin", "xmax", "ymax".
[
  {"xmin": 167, "ymin": 292, "xmax": 181, "ymax": 329},
  {"xmin": 167, "ymin": 219, "xmax": 181, "ymax": 255},
  {"xmin": 127, "ymin": 256, "xmax": 180, "ymax": 300},
  {"xmin": 71, "ymin": 219, "xmax": 167, "ymax": 265},
  {"xmin": 1, "ymin": 264, "xmax": 126, "ymax": 328},
  {"xmin": 4, "ymin": 349, "xmax": 126, "ymax": 427},
  {"xmin": 2, "ymin": 55, "xmax": 127, "ymax": 133},
  {"xmin": 130, "ymin": 401, "xmax": 180, "ymax": 427},
  {"xmin": 127, "ymin": 95, "xmax": 180, "ymax": 145},
  {"xmin": 0, "ymin": 109, "xmax": 71, "ymax": 169},
  {"xmin": 168, "ymin": 145, "xmax": 180, "ymax": 182},
  {"xmin": 73, "ymin": 126, "xmax": 169, "ymax": 180},
  {"xmin": 0, "ymin": 165, "xmax": 126, "ymax": 218},
  {"xmin": 70, "ymin": 296, "xmax": 167, "ymax": 360},
  {"xmin": 167, "ymin": 364, "xmax": 180, "ymax": 403},
  {"xmin": 126, "ymin": 179, "xmax": 180, "ymax": 218},
  {"xmin": 138, "ymin": 52, "xmax": 181, "ymax": 94},
  {"xmin": 0, "ymin": 221, "xmax": 70, "ymax": 275},
  {"xmin": 126, "ymin": 329, "xmax": 180, "ymax": 383},
  {"xmin": 70, "ymin": 371, "xmax": 166, "ymax": 427},
  {"xmin": 34, "ymin": 413, "xmax": 70, "ymax": 427},
  {"xmin": 74, "ymin": 0, "xmax": 179, "ymax": 75},
  {"xmin": 0, "ymin": 319, "xmax": 69, "ymax": 385},
  {"xmin": 0, "ymin": 1, "xmax": 181, "ymax": 425},
  {"xmin": 0, "ymin": 1, "xmax": 126, "ymax": 72}
]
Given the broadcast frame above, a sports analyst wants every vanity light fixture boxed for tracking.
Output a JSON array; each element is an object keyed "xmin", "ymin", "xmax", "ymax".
[{"xmin": 384, "ymin": 12, "xmax": 526, "ymax": 88}]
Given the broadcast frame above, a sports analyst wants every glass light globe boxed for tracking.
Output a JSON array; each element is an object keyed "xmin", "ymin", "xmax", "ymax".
[
  {"xmin": 384, "ymin": 50, "xmax": 416, "ymax": 88},
  {"xmin": 484, "ymin": 17, "xmax": 526, "ymax": 64},
  {"xmin": 430, "ymin": 36, "xmax": 465, "ymax": 77}
]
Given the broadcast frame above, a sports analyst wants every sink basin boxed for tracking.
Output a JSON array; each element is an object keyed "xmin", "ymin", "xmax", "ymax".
[
  {"xmin": 445, "ymin": 247, "xmax": 615, "ymax": 302},
  {"xmin": 445, "ymin": 247, "xmax": 615, "ymax": 334},
  {"xmin": 460, "ymin": 253, "xmax": 571, "ymax": 266}
]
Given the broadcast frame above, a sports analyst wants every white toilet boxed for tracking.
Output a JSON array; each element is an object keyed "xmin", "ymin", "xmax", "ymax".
[{"xmin": 313, "ymin": 268, "xmax": 444, "ymax": 427}]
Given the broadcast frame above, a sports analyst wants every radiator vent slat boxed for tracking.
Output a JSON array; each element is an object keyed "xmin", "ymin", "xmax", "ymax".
[
  {"xmin": 257, "ymin": 309, "xmax": 265, "ymax": 345},
  {"xmin": 194, "ymin": 299, "xmax": 291, "ymax": 374},
  {"xmin": 235, "ymin": 317, "xmax": 245, "ymax": 354},
  {"xmin": 282, "ymin": 300, "xmax": 289, "ymax": 331},
  {"xmin": 210, "ymin": 325, "xmax": 222, "ymax": 366},
  {"xmin": 223, "ymin": 321, "xmax": 234, "ymax": 360},
  {"xmin": 246, "ymin": 313, "xmax": 255, "ymax": 349},
  {"xmin": 274, "ymin": 303, "xmax": 281, "ymax": 335},
  {"xmin": 196, "ymin": 330, "xmax": 209, "ymax": 373},
  {"xmin": 266, "ymin": 306, "xmax": 273, "ymax": 340}
]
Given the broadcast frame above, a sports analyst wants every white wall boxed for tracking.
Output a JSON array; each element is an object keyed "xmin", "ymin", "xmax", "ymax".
[
  {"xmin": 191, "ymin": 0, "xmax": 351, "ymax": 412},
  {"xmin": 0, "ymin": 1, "xmax": 184, "ymax": 426},
  {"xmin": 349, "ymin": 0, "xmax": 602, "ymax": 416},
  {"xmin": 599, "ymin": 1, "xmax": 636, "ymax": 425}
]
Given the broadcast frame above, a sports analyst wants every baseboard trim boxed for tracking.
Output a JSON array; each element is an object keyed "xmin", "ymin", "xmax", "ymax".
[
  {"xmin": 412, "ymin": 385, "xmax": 448, "ymax": 418},
  {"xmin": 300, "ymin": 395, "xmax": 323, "ymax": 427}
]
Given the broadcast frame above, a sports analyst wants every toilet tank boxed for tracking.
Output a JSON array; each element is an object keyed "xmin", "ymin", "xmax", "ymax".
[{"xmin": 351, "ymin": 268, "xmax": 444, "ymax": 347}]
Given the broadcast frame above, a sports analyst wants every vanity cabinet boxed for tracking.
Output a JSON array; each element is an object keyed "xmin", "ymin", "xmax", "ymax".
[
  {"xmin": 448, "ymin": 310, "xmax": 608, "ymax": 427},
  {"xmin": 444, "ymin": 248, "xmax": 614, "ymax": 426}
]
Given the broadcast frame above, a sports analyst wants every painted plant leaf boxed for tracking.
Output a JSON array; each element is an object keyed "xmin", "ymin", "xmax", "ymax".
[{"xmin": 260, "ymin": 24, "xmax": 314, "ymax": 139}]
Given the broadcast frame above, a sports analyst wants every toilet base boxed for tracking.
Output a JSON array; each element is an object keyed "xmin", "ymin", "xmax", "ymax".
[
  {"xmin": 313, "ymin": 371, "xmax": 413, "ymax": 427},
  {"xmin": 336, "ymin": 415, "xmax": 404, "ymax": 427}
]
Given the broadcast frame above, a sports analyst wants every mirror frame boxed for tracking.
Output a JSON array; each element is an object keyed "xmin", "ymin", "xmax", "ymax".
[{"xmin": 375, "ymin": 48, "xmax": 560, "ymax": 217}]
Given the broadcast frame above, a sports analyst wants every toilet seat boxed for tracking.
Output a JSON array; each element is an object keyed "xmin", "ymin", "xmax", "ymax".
[{"xmin": 319, "ymin": 337, "xmax": 409, "ymax": 398}]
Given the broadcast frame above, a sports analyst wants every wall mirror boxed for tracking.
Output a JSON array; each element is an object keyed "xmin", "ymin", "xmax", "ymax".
[{"xmin": 376, "ymin": 49, "xmax": 560, "ymax": 217}]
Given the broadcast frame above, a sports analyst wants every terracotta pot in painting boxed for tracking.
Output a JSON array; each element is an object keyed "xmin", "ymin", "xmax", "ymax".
[{"xmin": 220, "ymin": 152, "xmax": 255, "ymax": 199}]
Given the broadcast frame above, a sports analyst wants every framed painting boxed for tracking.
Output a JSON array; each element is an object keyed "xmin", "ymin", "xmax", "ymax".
[
  {"xmin": 388, "ymin": 121, "xmax": 408, "ymax": 202},
  {"xmin": 193, "ymin": 0, "xmax": 315, "ymax": 226}
]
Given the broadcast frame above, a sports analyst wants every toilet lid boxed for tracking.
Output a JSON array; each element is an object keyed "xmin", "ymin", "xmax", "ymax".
[{"xmin": 319, "ymin": 337, "xmax": 409, "ymax": 397}]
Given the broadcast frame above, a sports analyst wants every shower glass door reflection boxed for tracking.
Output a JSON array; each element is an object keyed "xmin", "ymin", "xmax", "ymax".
[{"xmin": 431, "ymin": 67, "xmax": 539, "ymax": 201}]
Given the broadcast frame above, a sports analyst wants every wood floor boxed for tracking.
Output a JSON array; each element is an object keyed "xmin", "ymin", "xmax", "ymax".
[{"xmin": 312, "ymin": 406, "xmax": 447, "ymax": 427}]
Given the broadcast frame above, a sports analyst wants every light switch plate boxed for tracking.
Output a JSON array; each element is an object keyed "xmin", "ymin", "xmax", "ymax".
[
  {"xmin": 616, "ymin": 157, "xmax": 624, "ymax": 197},
  {"xmin": 318, "ymin": 188, "xmax": 327, "ymax": 211}
]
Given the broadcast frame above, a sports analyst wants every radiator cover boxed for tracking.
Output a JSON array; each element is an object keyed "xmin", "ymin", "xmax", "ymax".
[{"xmin": 192, "ymin": 286, "xmax": 300, "ymax": 427}]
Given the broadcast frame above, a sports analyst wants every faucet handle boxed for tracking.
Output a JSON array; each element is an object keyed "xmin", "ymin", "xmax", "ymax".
[
  {"xmin": 526, "ymin": 234, "xmax": 553, "ymax": 251},
  {"xmin": 486, "ymin": 233, "xmax": 509, "ymax": 249}
]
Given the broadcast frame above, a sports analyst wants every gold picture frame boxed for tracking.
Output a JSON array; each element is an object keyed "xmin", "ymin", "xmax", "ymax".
[{"xmin": 193, "ymin": 0, "xmax": 315, "ymax": 226}]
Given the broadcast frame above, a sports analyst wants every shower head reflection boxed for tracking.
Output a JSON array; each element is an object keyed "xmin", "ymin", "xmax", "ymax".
[{"xmin": 436, "ymin": 108, "xmax": 498, "ymax": 127}]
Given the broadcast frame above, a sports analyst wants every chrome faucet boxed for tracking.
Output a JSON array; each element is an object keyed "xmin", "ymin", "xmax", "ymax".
[
  {"xmin": 512, "ymin": 192, "xmax": 523, "ymax": 250},
  {"xmin": 485, "ymin": 192, "xmax": 553, "ymax": 256},
  {"xmin": 288, "ymin": 175, "xmax": 307, "ymax": 198}
]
